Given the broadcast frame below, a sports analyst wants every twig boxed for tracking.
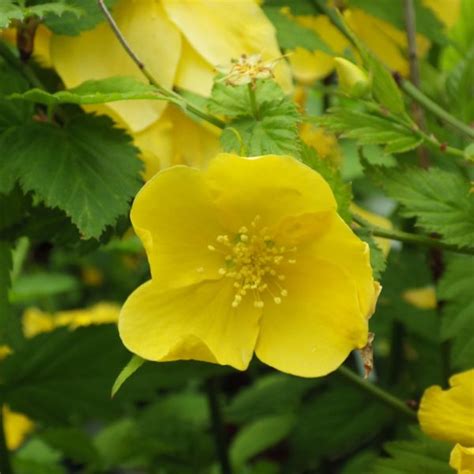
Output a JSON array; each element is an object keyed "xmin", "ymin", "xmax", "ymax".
[
  {"xmin": 96, "ymin": 0, "xmax": 225, "ymax": 129},
  {"xmin": 337, "ymin": 366, "xmax": 417, "ymax": 420},
  {"xmin": 404, "ymin": 0, "xmax": 430, "ymax": 167},
  {"xmin": 352, "ymin": 214, "xmax": 474, "ymax": 256}
]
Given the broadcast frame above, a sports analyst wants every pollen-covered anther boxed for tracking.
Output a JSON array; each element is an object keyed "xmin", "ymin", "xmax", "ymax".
[{"xmin": 208, "ymin": 217, "xmax": 295, "ymax": 308}]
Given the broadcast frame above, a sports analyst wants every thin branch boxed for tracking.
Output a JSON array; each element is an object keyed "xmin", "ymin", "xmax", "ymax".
[
  {"xmin": 352, "ymin": 214, "xmax": 474, "ymax": 256},
  {"xmin": 97, "ymin": 0, "xmax": 226, "ymax": 129},
  {"xmin": 337, "ymin": 366, "xmax": 418, "ymax": 420}
]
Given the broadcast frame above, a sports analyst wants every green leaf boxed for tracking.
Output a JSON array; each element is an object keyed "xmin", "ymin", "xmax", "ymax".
[
  {"xmin": 13, "ymin": 439, "xmax": 66, "ymax": 474},
  {"xmin": 111, "ymin": 354, "xmax": 145, "ymax": 397},
  {"xmin": 372, "ymin": 167, "xmax": 474, "ymax": 248},
  {"xmin": 215, "ymin": 80, "xmax": 302, "ymax": 156},
  {"xmin": 0, "ymin": 114, "xmax": 143, "ymax": 238},
  {"xmin": 365, "ymin": 54, "xmax": 407, "ymax": 117},
  {"xmin": 43, "ymin": 0, "xmax": 117, "ymax": 35},
  {"xmin": 300, "ymin": 144, "xmax": 352, "ymax": 222},
  {"xmin": 230, "ymin": 414, "xmax": 295, "ymax": 468},
  {"xmin": 11, "ymin": 77, "xmax": 164, "ymax": 106},
  {"xmin": 438, "ymin": 256, "xmax": 474, "ymax": 369},
  {"xmin": 0, "ymin": 240, "xmax": 12, "ymax": 342},
  {"xmin": 373, "ymin": 430, "xmax": 452, "ymax": 474},
  {"xmin": 9, "ymin": 272, "xmax": 79, "ymax": 303},
  {"xmin": 225, "ymin": 373, "xmax": 316, "ymax": 424},
  {"xmin": 263, "ymin": 6, "xmax": 332, "ymax": 53},
  {"xmin": 0, "ymin": 0, "xmax": 22, "ymax": 28},
  {"xmin": 0, "ymin": 325, "xmax": 128, "ymax": 424},
  {"xmin": 315, "ymin": 108, "xmax": 422, "ymax": 154}
]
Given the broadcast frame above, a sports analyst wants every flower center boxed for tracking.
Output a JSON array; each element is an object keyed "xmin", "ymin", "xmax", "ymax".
[{"xmin": 207, "ymin": 216, "xmax": 296, "ymax": 308}]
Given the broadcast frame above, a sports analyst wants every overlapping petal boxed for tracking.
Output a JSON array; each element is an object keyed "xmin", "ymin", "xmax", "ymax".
[
  {"xmin": 131, "ymin": 165, "xmax": 225, "ymax": 288},
  {"xmin": 119, "ymin": 279, "xmax": 261, "ymax": 370},
  {"xmin": 204, "ymin": 154, "xmax": 336, "ymax": 232},
  {"xmin": 255, "ymin": 257, "xmax": 368, "ymax": 377},
  {"xmin": 419, "ymin": 369, "xmax": 474, "ymax": 447},
  {"xmin": 51, "ymin": 0, "xmax": 181, "ymax": 132},
  {"xmin": 450, "ymin": 444, "xmax": 474, "ymax": 474}
]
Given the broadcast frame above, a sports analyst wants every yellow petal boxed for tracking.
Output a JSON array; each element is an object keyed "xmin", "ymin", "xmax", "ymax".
[
  {"xmin": 205, "ymin": 154, "xmax": 336, "ymax": 232},
  {"xmin": 300, "ymin": 123, "xmax": 342, "ymax": 168},
  {"xmin": 50, "ymin": 0, "xmax": 181, "ymax": 132},
  {"xmin": 22, "ymin": 308, "xmax": 56, "ymax": 338},
  {"xmin": 450, "ymin": 444, "xmax": 474, "ymax": 474},
  {"xmin": 161, "ymin": 0, "xmax": 293, "ymax": 93},
  {"xmin": 345, "ymin": 9, "xmax": 430, "ymax": 77},
  {"xmin": 54, "ymin": 303, "xmax": 120, "ymax": 329},
  {"xmin": 402, "ymin": 286, "xmax": 437, "ymax": 310},
  {"xmin": 0, "ymin": 345, "xmax": 12, "ymax": 360},
  {"xmin": 351, "ymin": 203, "xmax": 393, "ymax": 257},
  {"xmin": 34, "ymin": 25, "xmax": 52, "ymax": 68},
  {"xmin": 302, "ymin": 214, "xmax": 377, "ymax": 320},
  {"xmin": 175, "ymin": 37, "xmax": 216, "ymax": 96},
  {"xmin": 419, "ymin": 369, "xmax": 474, "ymax": 446},
  {"xmin": 3, "ymin": 405, "xmax": 34, "ymax": 451},
  {"xmin": 119, "ymin": 279, "xmax": 261, "ymax": 370},
  {"xmin": 255, "ymin": 257, "xmax": 368, "ymax": 377},
  {"xmin": 131, "ymin": 165, "xmax": 226, "ymax": 289},
  {"xmin": 423, "ymin": 0, "xmax": 461, "ymax": 29}
]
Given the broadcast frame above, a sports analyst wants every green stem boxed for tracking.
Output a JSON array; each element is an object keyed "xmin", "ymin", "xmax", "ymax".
[
  {"xmin": 400, "ymin": 79, "xmax": 474, "ymax": 140},
  {"xmin": 353, "ymin": 214, "xmax": 474, "ymax": 256},
  {"xmin": 206, "ymin": 379, "xmax": 232, "ymax": 474},
  {"xmin": 0, "ymin": 406, "xmax": 12, "ymax": 474},
  {"xmin": 337, "ymin": 366, "xmax": 417, "ymax": 420},
  {"xmin": 247, "ymin": 83, "xmax": 260, "ymax": 120},
  {"xmin": 97, "ymin": 0, "xmax": 225, "ymax": 130}
]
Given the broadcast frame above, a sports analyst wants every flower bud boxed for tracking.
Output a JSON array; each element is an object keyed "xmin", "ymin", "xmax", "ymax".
[{"xmin": 334, "ymin": 57, "xmax": 371, "ymax": 98}]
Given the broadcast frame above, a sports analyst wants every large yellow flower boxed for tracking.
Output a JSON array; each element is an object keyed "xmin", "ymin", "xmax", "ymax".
[
  {"xmin": 119, "ymin": 154, "xmax": 379, "ymax": 377},
  {"xmin": 288, "ymin": 1, "xmax": 459, "ymax": 84},
  {"xmin": 419, "ymin": 370, "xmax": 474, "ymax": 473},
  {"xmin": 49, "ymin": 0, "xmax": 292, "ymax": 177}
]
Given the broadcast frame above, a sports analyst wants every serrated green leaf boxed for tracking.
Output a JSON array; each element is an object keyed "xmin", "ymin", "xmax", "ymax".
[
  {"xmin": 230, "ymin": 414, "xmax": 295, "ymax": 468},
  {"xmin": 43, "ymin": 0, "xmax": 117, "ymax": 35},
  {"xmin": 221, "ymin": 96, "xmax": 301, "ymax": 156},
  {"xmin": 438, "ymin": 256, "xmax": 474, "ymax": 369},
  {"xmin": 373, "ymin": 431, "xmax": 452, "ymax": 474},
  {"xmin": 11, "ymin": 76, "xmax": 164, "ymax": 106},
  {"xmin": 111, "ymin": 354, "xmax": 145, "ymax": 397},
  {"xmin": 263, "ymin": 6, "xmax": 332, "ymax": 53},
  {"xmin": 0, "ymin": 114, "xmax": 143, "ymax": 238},
  {"xmin": 0, "ymin": 0, "xmax": 22, "ymax": 28},
  {"xmin": 365, "ymin": 54, "xmax": 407, "ymax": 117},
  {"xmin": 372, "ymin": 167, "xmax": 474, "ymax": 248},
  {"xmin": 300, "ymin": 144, "xmax": 352, "ymax": 222},
  {"xmin": 315, "ymin": 108, "xmax": 422, "ymax": 154}
]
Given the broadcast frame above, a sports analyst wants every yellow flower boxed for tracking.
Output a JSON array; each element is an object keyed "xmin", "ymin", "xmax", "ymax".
[
  {"xmin": 419, "ymin": 369, "xmax": 474, "ymax": 447},
  {"xmin": 119, "ymin": 154, "xmax": 379, "ymax": 377},
  {"xmin": 48, "ymin": 0, "xmax": 292, "ymax": 177},
  {"xmin": 402, "ymin": 285, "xmax": 437, "ymax": 310},
  {"xmin": 300, "ymin": 123, "xmax": 342, "ymax": 168},
  {"xmin": 287, "ymin": 0, "xmax": 460, "ymax": 83},
  {"xmin": 2, "ymin": 406, "xmax": 34, "ymax": 451},
  {"xmin": 450, "ymin": 444, "xmax": 474, "ymax": 474},
  {"xmin": 23, "ymin": 303, "xmax": 120, "ymax": 338}
]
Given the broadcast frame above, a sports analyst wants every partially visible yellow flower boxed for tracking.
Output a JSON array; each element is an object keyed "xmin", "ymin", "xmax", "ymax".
[
  {"xmin": 81, "ymin": 265, "xmax": 104, "ymax": 287},
  {"xmin": 0, "ymin": 345, "xmax": 12, "ymax": 359},
  {"xmin": 287, "ymin": 0, "xmax": 461, "ymax": 83},
  {"xmin": 334, "ymin": 57, "xmax": 371, "ymax": 98},
  {"xmin": 23, "ymin": 302, "xmax": 120, "ymax": 338},
  {"xmin": 419, "ymin": 370, "xmax": 474, "ymax": 447},
  {"xmin": 119, "ymin": 154, "xmax": 379, "ymax": 377},
  {"xmin": 2, "ymin": 406, "xmax": 34, "ymax": 451},
  {"xmin": 450, "ymin": 444, "xmax": 474, "ymax": 474},
  {"xmin": 300, "ymin": 123, "xmax": 342, "ymax": 168},
  {"xmin": 351, "ymin": 204, "xmax": 393, "ymax": 257},
  {"xmin": 402, "ymin": 286, "xmax": 437, "ymax": 310}
]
